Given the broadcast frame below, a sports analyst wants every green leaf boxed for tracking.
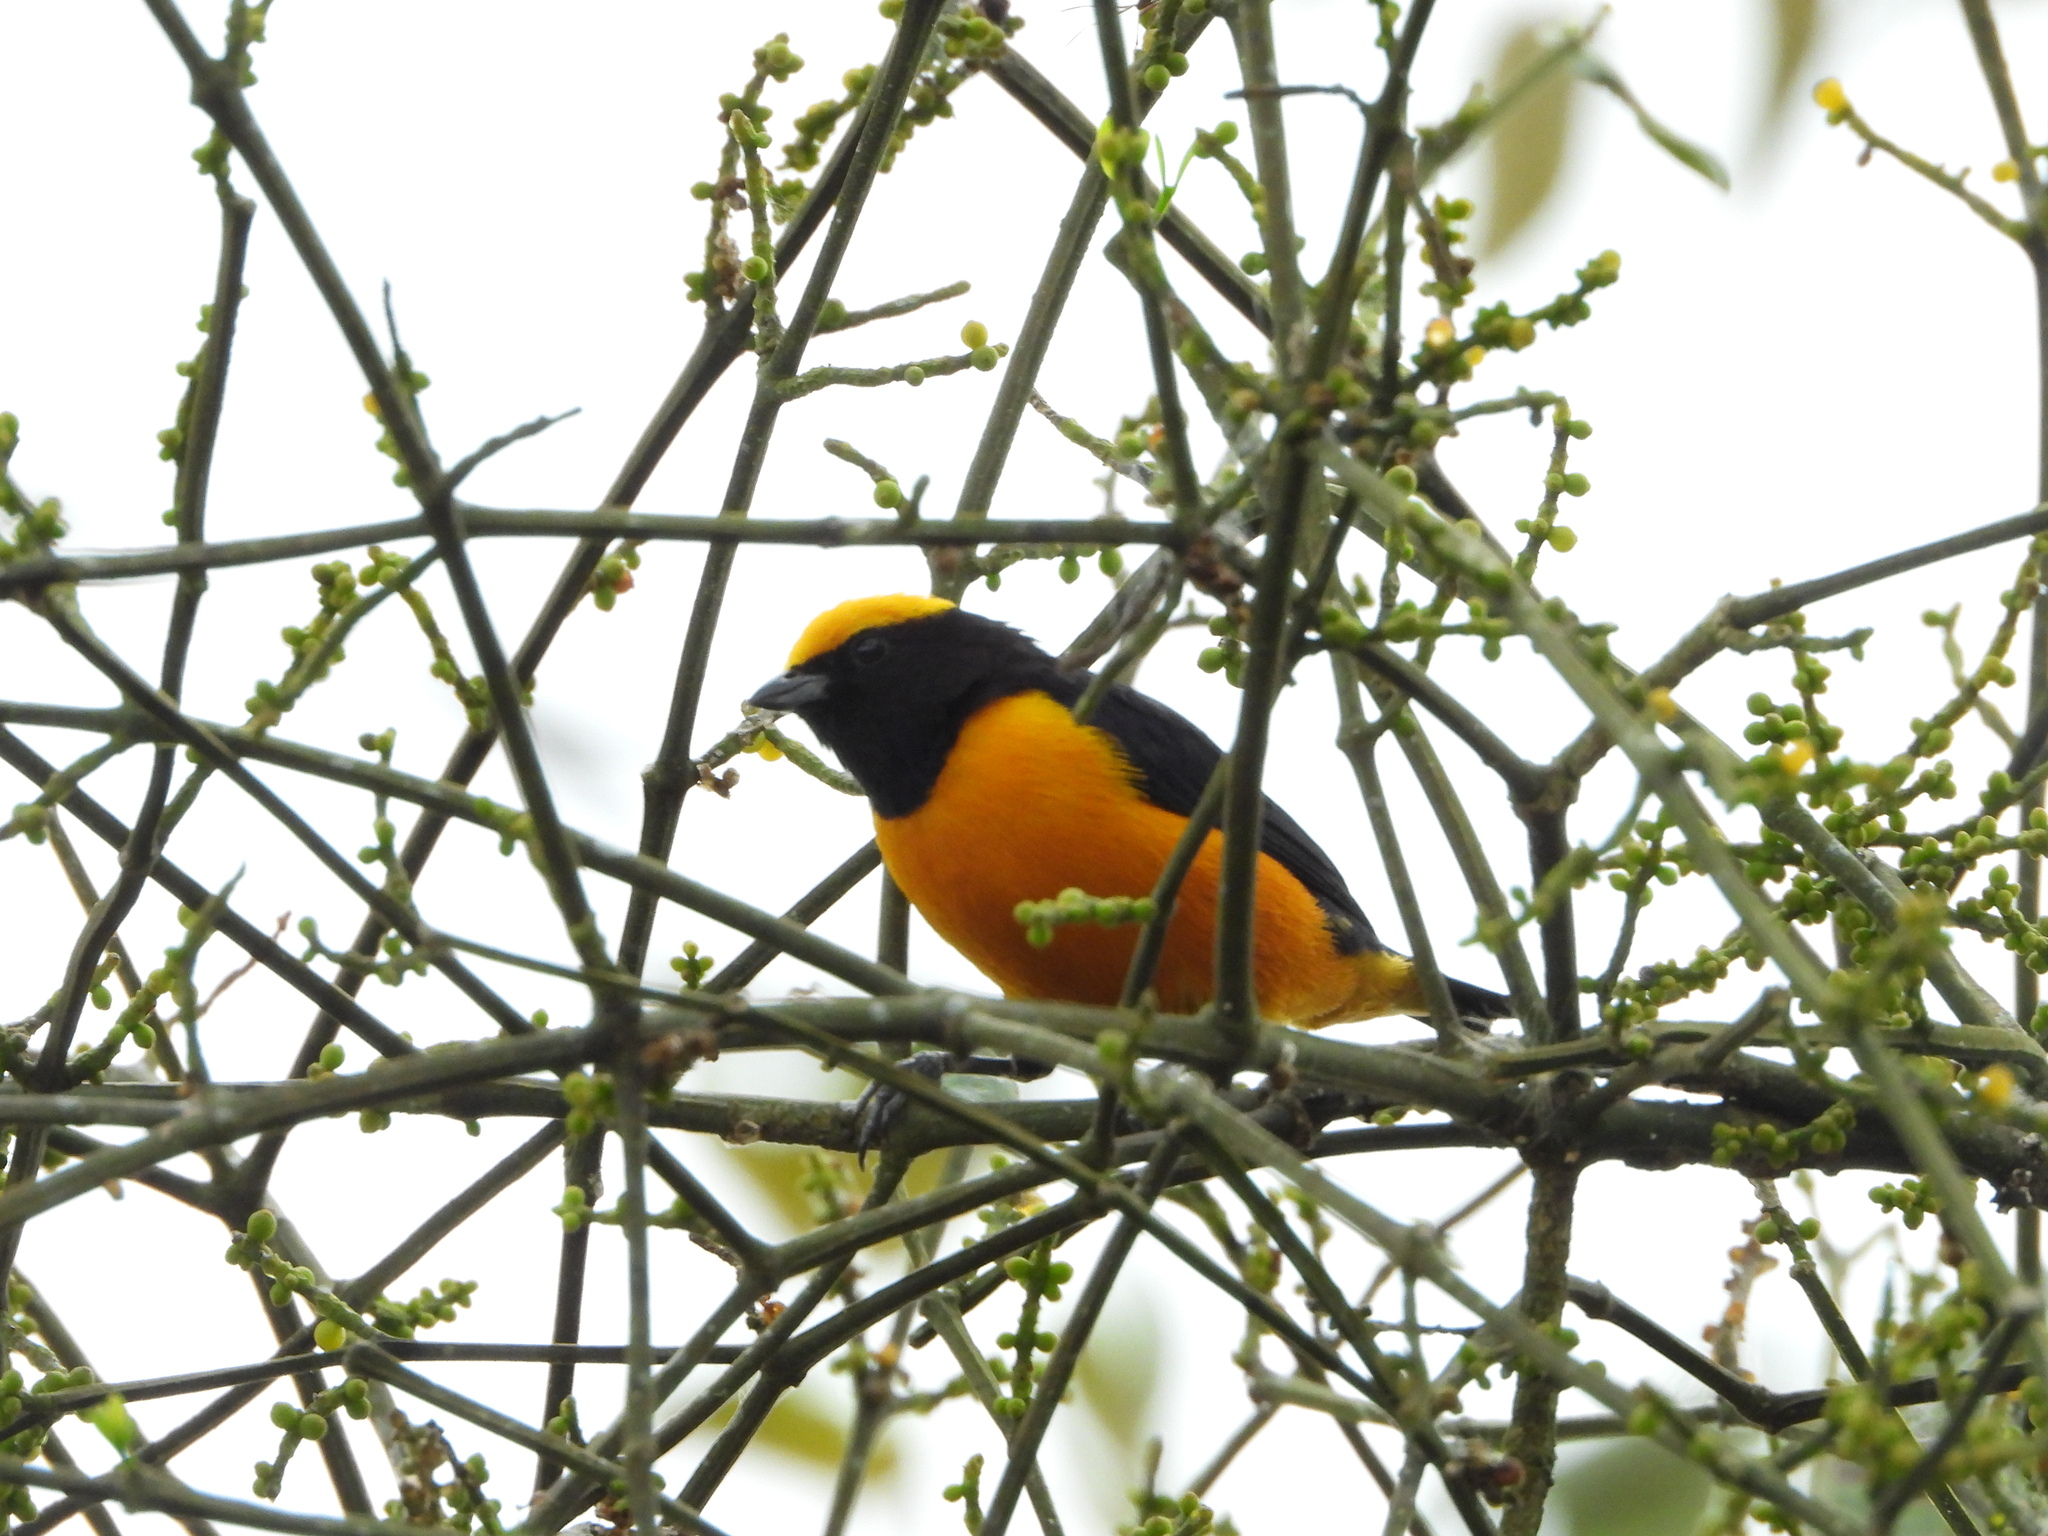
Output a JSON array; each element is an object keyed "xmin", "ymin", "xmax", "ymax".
[
  {"xmin": 720, "ymin": 1139, "xmax": 949, "ymax": 1238},
  {"xmin": 718, "ymin": 1142, "xmax": 818, "ymax": 1236},
  {"xmin": 1481, "ymin": 24, "xmax": 1578, "ymax": 256},
  {"xmin": 1808, "ymin": 1453, "xmax": 1947, "ymax": 1535},
  {"xmin": 704, "ymin": 1382, "xmax": 898, "ymax": 1480},
  {"xmin": 1578, "ymin": 54, "xmax": 1731, "ymax": 191},
  {"xmin": 83, "ymin": 1393, "xmax": 139, "ymax": 1456},
  {"xmin": 1552, "ymin": 1438, "xmax": 1711, "ymax": 1536},
  {"xmin": 1073, "ymin": 1286, "xmax": 1162, "ymax": 1450},
  {"xmin": 755, "ymin": 1386, "xmax": 856, "ymax": 1471},
  {"xmin": 1762, "ymin": 0, "xmax": 1824, "ymax": 143}
]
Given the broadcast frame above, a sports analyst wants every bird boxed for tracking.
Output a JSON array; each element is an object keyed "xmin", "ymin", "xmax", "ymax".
[{"xmin": 747, "ymin": 593, "xmax": 1511, "ymax": 1054}]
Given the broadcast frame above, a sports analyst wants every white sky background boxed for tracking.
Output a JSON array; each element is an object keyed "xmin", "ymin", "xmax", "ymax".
[{"xmin": 2, "ymin": 1, "xmax": 2047, "ymax": 1533}]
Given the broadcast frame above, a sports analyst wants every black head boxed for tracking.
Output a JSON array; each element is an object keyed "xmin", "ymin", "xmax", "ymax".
[{"xmin": 748, "ymin": 598, "xmax": 1066, "ymax": 818}]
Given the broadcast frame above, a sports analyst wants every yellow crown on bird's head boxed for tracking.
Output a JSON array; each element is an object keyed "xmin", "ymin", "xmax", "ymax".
[{"xmin": 787, "ymin": 594, "xmax": 955, "ymax": 666}]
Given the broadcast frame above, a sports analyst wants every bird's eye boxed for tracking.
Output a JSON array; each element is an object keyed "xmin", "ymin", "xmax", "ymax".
[{"xmin": 849, "ymin": 633, "xmax": 888, "ymax": 666}]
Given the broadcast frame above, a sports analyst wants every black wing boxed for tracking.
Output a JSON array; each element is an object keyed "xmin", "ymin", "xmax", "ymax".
[{"xmin": 1062, "ymin": 679, "xmax": 1385, "ymax": 957}]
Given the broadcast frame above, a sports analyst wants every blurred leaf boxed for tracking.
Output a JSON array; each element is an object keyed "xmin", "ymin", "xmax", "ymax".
[
  {"xmin": 704, "ymin": 1382, "xmax": 898, "ymax": 1481},
  {"xmin": 719, "ymin": 1142, "xmax": 819, "ymax": 1236},
  {"xmin": 1761, "ymin": 0, "xmax": 1823, "ymax": 143},
  {"xmin": 755, "ymin": 1386, "xmax": 888, "ymax": 1477},
  {"xmin": 1073, "ymin": 1286, "xmax": 1162, "ymax": 1451},
  {"xmin": 1416, "ymin": 22, "xmax": 1591, "ymax": 188},
  {"xmin": 900, "ymin": 1147, "xmax": 953, "ymax": 1201},
  {"xmin": 721, "ymin": 1141, "xmax": 948, "ymax": 1238},
  {"xmin": 1482, "ymin": 23, "xmax": 1578, "ymax": 255},
  {"xmin": 1552, "ymin": 1438, "xmax": 1711, "ymax": 1536},
  {"xmin": 1808, "ymin": 1450, "xmax": 1946, "ymax": 1535},
  {"xmin": 1578, "ymin": 55, "xmax": 1732, "ymax": 190}
]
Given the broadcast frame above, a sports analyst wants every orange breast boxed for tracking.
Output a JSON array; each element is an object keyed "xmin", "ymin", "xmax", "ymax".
[{"xmin": 873, "ymin": 691, "xmax": 1421, "ymax": 1025}]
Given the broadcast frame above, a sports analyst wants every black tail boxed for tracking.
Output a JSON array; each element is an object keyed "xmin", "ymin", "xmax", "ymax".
[{"xmin": 1447, "ymin": 975, "xmax": 1513, "ymax": 1028}]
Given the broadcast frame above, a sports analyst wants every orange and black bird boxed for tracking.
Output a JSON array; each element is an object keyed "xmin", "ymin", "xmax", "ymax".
[{"xmin": 748, "ymin": 594, "xmax": 1511, "ymax": 1050}]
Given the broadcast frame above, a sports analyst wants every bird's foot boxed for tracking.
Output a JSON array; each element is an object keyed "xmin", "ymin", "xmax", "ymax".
[{"xmin": 850, "ymin": 1052, "xmax": 1054, "ymax": 1164}]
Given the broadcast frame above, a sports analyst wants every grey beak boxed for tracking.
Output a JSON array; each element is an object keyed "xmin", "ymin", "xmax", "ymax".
[{"xmin": 748, "ymin": 669, "xmax": 831, "ymax": 713}]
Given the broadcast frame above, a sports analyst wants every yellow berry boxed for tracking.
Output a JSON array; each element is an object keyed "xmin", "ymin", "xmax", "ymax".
[{"xmin": 1812, "ymin": 78, "xmax": 1847, "ymax": 114}]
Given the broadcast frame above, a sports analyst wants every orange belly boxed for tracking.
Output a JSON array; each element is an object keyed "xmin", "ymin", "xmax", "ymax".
[{"xmin": 873, "ymin": 692, "xmax": 1421, "ymax": 1025}]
